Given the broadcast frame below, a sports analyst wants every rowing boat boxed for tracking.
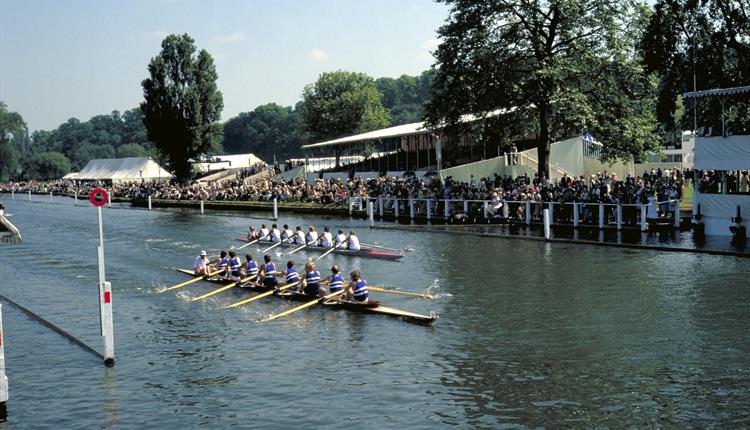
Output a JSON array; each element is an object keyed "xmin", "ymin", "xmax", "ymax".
[
  {"xmin": 175, "ymin": 269, "xmax": 437, "ymax": 324},
  {"xmin": 234, "ymin": 238, "xmax": 403, "ymax": 260}
]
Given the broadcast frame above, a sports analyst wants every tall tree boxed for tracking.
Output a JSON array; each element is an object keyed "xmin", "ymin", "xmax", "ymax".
[
  {"xmin": 640, "ymin": 0, "xmax": 750, "ymax": 134},
  {"xmin": 0, "ymin": 102, "xmax": 29, "ymax": 181},
  {"xmin": 425, "ymin": 0, "xmax": 659, "ymax": 177},
  {"xmin": 223, "ymin": 103, "xmax": 302, "ymax": 161},
  {"xmin": 298, "ymin": 70, "xmax": 389, "ymax": 144},
  {"xmin": 376, "ymin": 70, "xmax": 435, "ymax": 125},
  {"xmin": 141, "ymin": 33, "xmax": 224, "ymax": 182},
  {"xmin": 24, "ymin": 152, "xmax": 71, "ymax": 180}
]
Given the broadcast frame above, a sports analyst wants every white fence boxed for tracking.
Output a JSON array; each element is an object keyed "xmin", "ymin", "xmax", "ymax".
[{"xmin": 349, "ymin": 196, "xmax": 682, "ymax": 231}]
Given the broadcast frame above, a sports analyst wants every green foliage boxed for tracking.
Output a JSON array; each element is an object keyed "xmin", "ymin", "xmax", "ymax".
[
  {"xmin": 376, "ymin": 70, "xmax": 434, "ymax": 125},
  {"xmin": 73, "ymin": 142, "xmax": 115, "ymax": 163},
  {"xmin": 298, "ymin": 70, "xmax": 389, "ymax": 144},
  {"xmin": 426, "ymin": 0, "xmax": 660, "ymax": 176},
  {"xmin": 24, "ymin": 152, "xmax": 71, "ymax": 180},
  {"xmin": 0, "ymin": 102, "xmax": 29, "ymax": 181},
  {"xmin": 640, "ymin": 0, "xmax": 750, "ymax": 133},
  {"xmin": 222, "ymin": 103, "xmax": 301, "ymax": 161},
  {"xmin": 141, "ymin": 33, "xmax": 224, "ymax": 183},
  {"xmin": 117, "ymin": 143, "xmax": 152, "ymax": 158}
]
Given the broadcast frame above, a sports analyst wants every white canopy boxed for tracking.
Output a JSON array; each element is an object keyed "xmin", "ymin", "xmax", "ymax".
[
  {"xmin": 195, "ymin": 153, "xmax": 264, "ymax": 172},
  {"xmin": 71, "ymin": 157, "xmax": 172, "ymax": 182}
]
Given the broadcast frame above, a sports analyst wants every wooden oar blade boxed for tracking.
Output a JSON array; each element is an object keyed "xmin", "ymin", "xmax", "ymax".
[
  {"xmin": 315, "ymin": 246, "xmax": 337, "ymax": 261},
  {"xmin": 262, "ymin": 289, "xmax": 344, "ymax": 322},
  {"xmin": 190, "ymin": 275, "xmax": 257, "ymax": 301},
  {"xmin": 164, "ymin": 269, "xmax": 219, "ymax": 291},
  {"xmin": 224, "ymin": 281, "xmax": 299, "ymax": 309},
  {"xmin": 368, "ymin": 286, "xmax": 433, "ymax": 299}
]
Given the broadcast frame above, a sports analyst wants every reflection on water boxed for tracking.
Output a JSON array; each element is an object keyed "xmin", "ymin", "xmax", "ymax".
[{"xmin": 0, "ymin": 196, "xmax": 748, "ymax": 428}]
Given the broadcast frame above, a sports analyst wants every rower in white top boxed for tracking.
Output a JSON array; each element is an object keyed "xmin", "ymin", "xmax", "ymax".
[
  {"xmin": 294, "ymin": 226, "xmax": 306, "ymax": 245},
  {"xmin": 347, "ymin": 230, "xmax": 361, "ymax": 251},
  {"xmin": 306, "ymin": 225, "xmax": 319, "ymax": 246},
  {"xmin": 320, "ymin": 227, "xmax": 334, "ymax": 248},
  {"xmin": 259, "ymin": 224, "xmax": 270, "ymax": 241},
  {"xmin": 282, "ymin": 224, "xmax": 295, "ymax": 243},
  {"xmin": 334, "ymin": 229, "xmax": 348, "ymax": 248},
  {"xmin": 270, "ymin": 223, "xmax": 282, "ymax": 242}
]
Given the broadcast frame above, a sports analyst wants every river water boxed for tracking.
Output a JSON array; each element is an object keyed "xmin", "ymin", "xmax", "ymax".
[{"xmin": 0, "ymin": 195, "xmax": 748, "ymax": 428}]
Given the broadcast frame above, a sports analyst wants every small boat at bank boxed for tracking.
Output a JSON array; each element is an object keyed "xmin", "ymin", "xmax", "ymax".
[
  {"xmin": 234, "ymin": 238, "xmax": 404, "ymax": 260},
  {"xmin": 0, "ymin": 203, "xmax": 22, "ymax": 243},
  {"xmin": 175, "ymin": 269, "xmax": 437, "ymax": 324}
]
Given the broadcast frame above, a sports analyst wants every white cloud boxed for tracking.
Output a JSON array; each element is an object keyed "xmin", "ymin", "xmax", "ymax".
[
  {"xmin": 307, "ymin": 48, "xmax": 330, "ymax": 62},
  {"xmin": 147, "ymin": 30, "xmax": 170, "ymax": 40},
  {"xmin": 211, "ymin": 32, "xmax": 246, "ymax": 44}
]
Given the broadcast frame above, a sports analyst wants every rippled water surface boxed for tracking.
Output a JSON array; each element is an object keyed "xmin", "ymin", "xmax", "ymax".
[{"xmin": 0, "ymin": 195, "xmax": 749, "ymax": 428}]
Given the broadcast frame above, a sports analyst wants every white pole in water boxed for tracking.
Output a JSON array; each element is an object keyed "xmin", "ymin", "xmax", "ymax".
[
  {"xmin": 368, "ymin": 200, "xmax": 374, "ymax": 228},
  {"xmin": 378, "ymin": 197, "xmax": 384, "ymax": 218},
  {"xmin": 641, "ymin": 204, "xmax": 648, "ymax": 232},
  {"xmin": 74, "ymin": 190, "xmax": 78, "ymax": 205},
  {"xmin": 394, "ymin": 199, "xmax": 400, "ymax": 218},
  {"xmin": 547, "ymin": 202, "xmax": 554, "ymax": 224},
  {"xmin": 444, "ymin": 199, "xmax": 450, "ymax": 219},
  {"xmin": 599, "ymin": 204, "xmax": 605, "ymax": 229},
  {"xmin": 97, "ymin": 205, "xmax": 114, "ymax": 365},
  {"xmin": 674, "ymin": 199, "xmax": 680, "ymax": 227},
  {"xmin": 200, "ymin": 199, "xmax": 204, "ymax": 215},
  {"xmin": 463, "ymin": 200, "xmax": 469, "ymax": 214},
  {"xmin": 543, "ymin": 208, "xmax": 551, "ymax": 240},
  {"xmin": 273, "ymin": 198, "xmax": 278, "ymax": 220},
  {"xmin": 409, "ymin": 198, "xmax": 415, "ymax": 220},
  {"xmin": 10, "ymin": 190, "xmax": 13, "ymax": 200},
  {"xmin": 0, "ymin": 303, "xmax": 9, "ymax": 420},
  {"xmin": 426, "ymin": 199, "xmax": 432, "ymax": 221},
  {"xmin": 502, "ymin": 200, "xmax": 509, "ymax": 219},
  {"xmin": 525, "ymin": 202, "xmax": 531, "ymax": 225},
  {"xmin": 148, "ymin": 195, "xmax": 152, "ymax": 211},
  {"xmin": 28, "ymin": 191, "xmax": 31, "ymax": 201},
  {"xmin": 348, "ymin": 197, "xmax": 353, "ymax": 216},
  {"xmin": 572, "ymin": 202, "xmax": 579, "ymax": 227},
  {"xmin": 616, "ymin": 204, "xmax": 622, "ymax": 231}
]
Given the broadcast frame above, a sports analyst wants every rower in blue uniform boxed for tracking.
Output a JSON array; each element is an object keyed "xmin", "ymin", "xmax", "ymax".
[
  {"xmin": 285, "ymin": 260, "xmax": 301, "ymax": 287},
  {"xmin": 227, "ymin": 250, "xmax": 242, "ymax": 281},
  {"xmin": 326, "ymin": 265, "xmax": 345, "ymax": 293},
  {"xmin": 215, "ymin": 251, "xmax": 229, "ymax": 277},
  {"xmin": 346, "ymin": 270, "xmax": 369, "ymax": 303},
  {"xmin": 301, "ymin": 261, "xmax": 324, "ymax": 297},
  {"xmin": 242, "ymin": 254, "xmax": 258, "ymax": 281},
  {"xmin": 260, "ymin": 254, "xmax": 279, "ymax": 288}
]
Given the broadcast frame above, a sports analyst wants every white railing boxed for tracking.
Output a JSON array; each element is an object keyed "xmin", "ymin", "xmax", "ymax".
[{"xmin": 352, "ymin": 196, "xmax": 682, "ymax": 231}]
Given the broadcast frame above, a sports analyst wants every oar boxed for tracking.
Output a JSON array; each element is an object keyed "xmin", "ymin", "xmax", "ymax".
[
  {"xmin": 238, "ymin": 233, "xmax": 270, "ymax": 250},
  {"xmin": 190, "ymin": 275, "xmax": 257, "ymax": 301},
  {"xmin": 360, "ymin": 242, "xmax": 406, "ymax": 252},
  {"xmin": 368, "ymin": 286, "xmax": 433, "ymax": 299},
  {"xmin": 315, "ymin": 246, "xmax": 338, "ymax": 261},
  {"xmin": 164, "ymin": 269, "xmax": 219, "ymax": 292},
  {"xmin": 224, "ymin": 281, "xmax": 300, "ymax": 309},
  {"xmin": 286, "ymin": 243, "xmax": 307, "ymax": 255},
  {"xmin": 262, "ymin": 240, "xmax": 285, "ymax": 253},
  {"xmin": 262, "ymin": 289, "xmax": 345, "ymax": 322}
]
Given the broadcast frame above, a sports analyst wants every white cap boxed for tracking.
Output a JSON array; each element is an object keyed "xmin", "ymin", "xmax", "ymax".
[{"xmin": 200, "ymin": 250, "xmax": 207, "ymax": 256}]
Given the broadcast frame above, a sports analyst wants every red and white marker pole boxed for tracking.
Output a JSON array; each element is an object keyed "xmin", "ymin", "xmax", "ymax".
[
  {"xmin": 90, "ymin": 188, "xmax": 115, "ymax": 366},
  {"xmin": 0, "ymin": 303, "xmax": 8, "ymax": 419}
]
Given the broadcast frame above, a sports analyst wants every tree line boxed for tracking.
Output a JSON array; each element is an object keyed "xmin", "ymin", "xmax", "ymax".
[{"xmin": 2, "ymin": 0, "xmax": 747, "ymax": 183}]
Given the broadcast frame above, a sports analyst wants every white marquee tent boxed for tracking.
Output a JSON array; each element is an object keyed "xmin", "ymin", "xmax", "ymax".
[{"xmin": 63, "ymin": 157, "xmax": 172, "ymax": 183}]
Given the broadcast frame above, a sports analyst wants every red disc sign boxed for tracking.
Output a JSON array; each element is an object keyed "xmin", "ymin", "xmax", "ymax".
[{"xmin": 89, "ymin": 188, "xmax": 109, "ymax": 207}]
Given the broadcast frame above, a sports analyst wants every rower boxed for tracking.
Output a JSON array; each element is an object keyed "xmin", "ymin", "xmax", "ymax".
[
  {"xmin": 306, "ymin": 225, "xmax": 319, "ymax": 246},
  {"xmin": 193, "ymin": 250, "xmax": 210, "ymax": 276},
  {"xmin": 346, "ymin": 270, "xmax": 368, "ymax": 303},
  {"xmin": 282, "ymin": 224, "xmax": 294, "ymax": 243},
  {"xmin": 285, "ymin": 260, "xmax": 301, "ymax": 288},
  {"xmin": 334, "ymin": 229, "xmax": 348, "ymax": 248},
  {"xmin": 326, "ymin": 265, "xmax": 345, "ymax": 294},
  {"xmin": 294, "ymin": 226, "xmax": 306, "ymax": 245},
  {"xmin": 215, "ymin": 251, "xmax": 229, "ymax": 276},
  {"xmin": 270, "ymin": 223, "xmax": 282, "ymax": 242},
  {"xmin": 320, "ymin": 227, "xmax": 334, "ymax": 248},
  {"xmin": 247, "ymin": 226, "xmax": 259, "ymax": 241},
  {"xmin": 259, "ymin": 223, "xmax": 270, "ymax": 241},
  {"xmin": 347, "ymin": 230, "xmax": 361, "ymax": 251},
  {"xmin": 227, "ymin": 250, "xmax": 242, "ymax": 281},
  {"xmin": 243, "ymin": 254, "xmax": 258, "ymax": 280},
  {"xmin": 301, "ymin": 261, "xmax": 324, "ymax": 297},
  {"xmin": 260, "ymin": 254, "xmax": 279, "ymax": 288}
]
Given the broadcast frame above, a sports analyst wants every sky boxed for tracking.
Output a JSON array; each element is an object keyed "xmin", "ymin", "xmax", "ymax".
[{"xmin": 0, "ymin": 0, "xmax": 449, "ymax": 132}]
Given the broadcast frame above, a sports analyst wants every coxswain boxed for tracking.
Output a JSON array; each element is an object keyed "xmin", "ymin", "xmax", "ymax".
[
  {"xmin": 347, "ymin": 230, "xmax": 361, "ymax": 251},
  {"xmin": 301, "ymin": 261, "xmax": 324, "ymax": 297},
  {"xmin": 306, "ymin": 225, "xmax": 319, "ymax": 246},
  {"xmin": 346, "ymin": 270, "xmax": 368, "ymax": 303},
  {"xmin": 320, "ymin": 227, "xmax": 334, "ymax": 248},
  {"xmin": 285, "ymin": 260, "xmax": 301, "ymax": 288},
  {"xmin": 294, "ymin": 226, "xmax": 306, "ymax": 245},
  {"xmin": 242, "ymin": 254, "xmax": 258, "ymax": 281},
  {"xmin": 260, "ymin": 254, "xmax": 279, "ymax": 288},
  {"xmin": 215, "ymin": 251, "xmax": 229, "ymax": 276},
  {"xmin": 282, "ymin": 224, "xmax": 294, "ymax": 243},
  {"xmin": 193, "ymin": 250, "xmax": 210, "ymax": 276},
  {"xmin": 247, "ymin": 226, "xmax": 259, "ymax": 241},
  {"xmin": 326, "ymin": 265, "xmax": 345, "ymax": 294},
  {"xmin": 334, "ymin": 229, "xmax": 348, "ymax": 248},
  {"xmin": 259, "ymin": 223, "xmax": 270, "ymax": 241},
  {"xmin": 227, "ymin": 250, "xmax": 242, "ymax": 281},
  {"xmin": 270, "ymin": 223, "xmax": 282, "ymax": 242}
]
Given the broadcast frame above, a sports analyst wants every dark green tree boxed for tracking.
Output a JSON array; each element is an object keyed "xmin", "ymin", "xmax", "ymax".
[
  {"xmin": 425, "ymin": 0, "xmax": 659, "ymax": 176},
  {"xmin": 298, "ymin": 70, "xmax": 389, "ymax": 144},
  {"xmin": 141, "ymin": 33, "xmax": 224, "ymax": 182},
  {"xmin": 0, "ymin": 102, "xmax": 29, "ymax": 181},
  {"xmin": 376, "ymin": 70, "xmax": 435, "ymax": 125},
  {"xmin": 117, "ymin": 143, "xmax": 152, "ymax": 158},
  {"xmin": 222, "ymin": 103, "xmax": 302, "ymax": 161},
  {"xmin": 24, "ymin": 152, "xmax": 71, "ymax": 180}
]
